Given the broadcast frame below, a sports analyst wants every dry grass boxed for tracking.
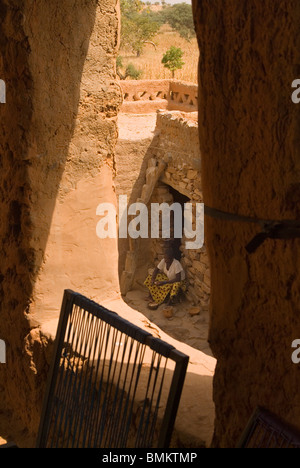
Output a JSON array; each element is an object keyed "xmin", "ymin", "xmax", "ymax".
[{"xmin": 118, "ymin": 25, "xmax": 199, "ymax": 84}]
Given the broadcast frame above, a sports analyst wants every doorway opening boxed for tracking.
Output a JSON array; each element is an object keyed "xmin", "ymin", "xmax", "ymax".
[{"xmin": 123, "ymin": 180, "xmax": 212, "ymax": 357}]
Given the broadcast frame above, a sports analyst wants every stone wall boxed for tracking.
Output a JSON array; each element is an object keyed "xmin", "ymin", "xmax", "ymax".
[
  {"xmin": 150, "ymin": 111, "xmax": 210, "ymax": 309},
  {"xmin": 120, "ymin": 79, "xmax": 198, "ymax": 114},
  {"xmin": 0, "ymin": 0, "xmax": 122, "ymax": 445},
  {"xmin": 118, "ymin": 110, "xmax": 210, "ymax": 310},
  {"xmin": 157, "ymin": 111, "xmax": 200, "ymax": 198},
  {"xmin": 193, "ymin": 0, "xmax": 300, "ymax": 447}
]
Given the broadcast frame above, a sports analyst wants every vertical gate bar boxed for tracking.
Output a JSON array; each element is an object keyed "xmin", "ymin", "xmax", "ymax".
[
  {"xmin": 147, "ymin": 357, "xmax": 168, "ymax": 446},
  {"xmin": 36, "ymin": 290, "xmax": 75, "ymax": 448},
  {"xmin": 48, "ymin": 304, "xmax": 82, "ymax": 447},
  {"xmin": 81, "ymin": 315, "xmax": 103, "ymax": 447},
  {"xmin": 88, "ymin": 318, "xmax": 109, "ymax": 447},
  {"xmin": 135, "ymin": 350, "xmax": 157, "ymax": 447},
  {"xmin": 121, "ymin": 342, "xmax": 147, "ymax": 447},
  {"xmin": 116, "ymin": 339, "xmax": 143, "ymax": 448},
  {"xmin": 71, "ymin": 311, "xmax": 98, "ymax": 448},
  {"xmin": 104, "ymin": 331, "xmax": 130, "ymax": 447},
  {"xmin": 71, "ymin": 311, "xmax": 94, "ymax": 447},
  {"xmin": 62, "ymin": 306, "xmax": 90, "ymax": 447},
  {"xmin": 113, "ymin": 335, "xmax": 138, "ymax": 447},
  {"xmin": 140, "ymin": 352, "xmax": 162, "ymax": 447},
  {"xmin": 94, "ymin": 324, "xmax": 119, "ymax": 447},
  {"xmin": 157, "ymin": 350, "xmax": 189, "ymax": 448}
]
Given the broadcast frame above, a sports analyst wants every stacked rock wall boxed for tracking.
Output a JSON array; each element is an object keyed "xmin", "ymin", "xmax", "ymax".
[
  {"xmin": 123, "ymin": 111, "xmax": 210, "ymax": 309},
  {"xmin": 155, "ymin": 111, "xmax": 210, "ymax": 309}
]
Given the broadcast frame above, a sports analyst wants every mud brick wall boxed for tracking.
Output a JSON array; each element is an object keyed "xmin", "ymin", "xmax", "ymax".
[
  {"xmin": 120, "ymin": 80, "xmax": 198, "ymax": 114},
  {"xmin": 0, "ymin": 0, "xmax": 122, "ymax": 445},
  {"xmin": 193, "ymin": 0, "xmax": 300, "ymax": 447}
]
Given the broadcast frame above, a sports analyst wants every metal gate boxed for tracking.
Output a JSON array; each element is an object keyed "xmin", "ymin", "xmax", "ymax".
[{"xmin": 37, "ymin": 290, "xmax": 189, "ymax": 448}]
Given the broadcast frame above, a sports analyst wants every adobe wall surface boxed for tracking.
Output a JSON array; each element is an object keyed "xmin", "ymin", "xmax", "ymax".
[
  {"xmin": 115, "ymin": 113, "xmax": 160, "ymax": 280},
  {"xmin": 193, "ymin": 0, "xmax": 300, "ymax": 447},
  {"xmin": 0, "ymin": 0, "xmax": 122, "ymax": 443},
  {"xmin": 120, "ymin": 79, "xmax": 198, "ymax": 113}
]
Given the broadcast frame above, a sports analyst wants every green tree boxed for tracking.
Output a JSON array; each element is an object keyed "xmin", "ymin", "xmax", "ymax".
[
  {"xmin": 116, "ymin": 56, "xmax": 143, "ymax": 80},
  {"xmin": 160, "ymin": 3, "xmax": 195, "ymax": 41},
  {"xmin": 162, "ymin": 46, "xmax": 184, "ymax": 78},
  {"xmin": 120, "ymin": 0, "xmax": 161, "ymax": 56},
  {"xmin": 120, "ymin": 0, "xmax": 143, "ymax": 16},
  {"xmin": 125, "ymin": 63, "xmax": 143, "ymax": 80}
]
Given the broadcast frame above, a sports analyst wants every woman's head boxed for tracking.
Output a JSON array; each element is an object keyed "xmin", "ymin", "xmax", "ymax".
[{"xmin": 164, "ymin": 247, "xmax": 174, "ymax": 263}]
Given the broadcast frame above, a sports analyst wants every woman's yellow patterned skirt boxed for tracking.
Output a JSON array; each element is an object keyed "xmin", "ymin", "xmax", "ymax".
[{"xmin": 144, "ymin": 273, "xmax": 186, "ymax": 305}]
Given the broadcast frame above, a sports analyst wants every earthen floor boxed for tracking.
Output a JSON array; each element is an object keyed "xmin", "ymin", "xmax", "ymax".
[
  {"xmin": 123, "ymin": 288, "xmax": 213, "ymax": 358},
  {"xmin": 0, "ymin": 291, "xmax": 216, "ymax": 447}
]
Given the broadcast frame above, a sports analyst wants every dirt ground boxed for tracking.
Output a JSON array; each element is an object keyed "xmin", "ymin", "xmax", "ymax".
[
  {"xmin": 123, "ymin": 288, "xmax": 212, "ymax": 357},
  {"xmin": 0, "ymin": 289, "xmax": 215, "ymax": 448}
]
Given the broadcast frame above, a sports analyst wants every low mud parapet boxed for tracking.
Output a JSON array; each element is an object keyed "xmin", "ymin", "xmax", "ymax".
[{"xmin": 119, "ymin": 79, "xmax": 198, "ymax": 114}]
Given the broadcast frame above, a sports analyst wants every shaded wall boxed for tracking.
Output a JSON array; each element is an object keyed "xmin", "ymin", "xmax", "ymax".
[
  {"xmin": 192, "ymin": 0, "xmax": 300, "ymax": 447},
  {"xmin": 0, "ymin": 0, "xmax": 122, "ymax": 445}
]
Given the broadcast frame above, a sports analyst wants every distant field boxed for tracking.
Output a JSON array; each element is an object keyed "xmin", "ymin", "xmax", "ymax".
[{"xmin": 118, "ymin": 25, "xmax": 199, "ymax": 84}]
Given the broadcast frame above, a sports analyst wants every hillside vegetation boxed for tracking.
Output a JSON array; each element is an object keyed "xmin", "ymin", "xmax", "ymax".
[{"xmin": 118, "ymin": 1, "xmax": 199, "ymax": 83}]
